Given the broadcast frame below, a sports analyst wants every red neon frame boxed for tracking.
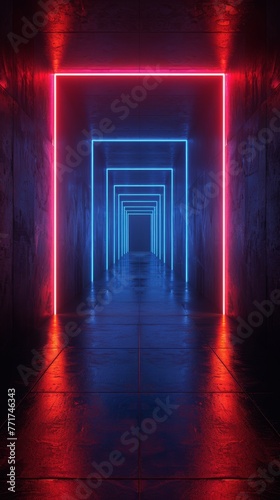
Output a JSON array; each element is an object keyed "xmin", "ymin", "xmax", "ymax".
[{"xmin": 53, "ymin": 72, "xmax": 226, "ymax": 315}]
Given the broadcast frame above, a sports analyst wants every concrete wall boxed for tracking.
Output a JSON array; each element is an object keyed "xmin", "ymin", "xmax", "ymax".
[
  {"xmin": 93, "ymin": 145, "xmax": 106, "ymax": 280},
  {"xmin": 56, "ymin": 85, "xmax": 91, "ymax": 311},
  {"xmin": 188, "ymin": 80, "xmax": 223, "ymax": 311},
  {"xmin": 227, "ymin": 1, "xmax": 280, "ymax": 344},
  {"xmin": 0, "ymin": 3, "xmax": 53, "ymax": 345}
]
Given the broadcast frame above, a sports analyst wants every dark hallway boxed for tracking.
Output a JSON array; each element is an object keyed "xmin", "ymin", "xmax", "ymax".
[{"xmin": 1, "ymin": 0, "xmax": 280, "ymax": 499}]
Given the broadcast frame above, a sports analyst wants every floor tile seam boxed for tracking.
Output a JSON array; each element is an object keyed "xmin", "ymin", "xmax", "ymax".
[
  {"xmin": 209, "ymin": 347, "xmax": 280, "ymax": 439},
  {"xmin": 0, "ymin": 348, "xmax": 65, "ymax": 432}
]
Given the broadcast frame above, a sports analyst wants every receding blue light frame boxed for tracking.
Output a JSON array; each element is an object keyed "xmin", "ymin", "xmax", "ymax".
[
  {"xmin": 115, "ymin": 186, "xmax": 165, "ymax": 259},
  {"xmin": 93, "ymin": 139, "xmax": 187, "ymax": 143},
  {"xmin": 105, "ymin": 168, "xmax": 109, "ymax": 269},
  {"xmin": 122, "ymin": 203, "xmax": 157, "ymax": 257},
  {"xmin": 171, "ymin": 169, "xmax": 174, "ymax": 268},
  {"xmin": 125, "ymin": 208, "xmax": 156, "ymax": 255},
  {"xmin": 185, "ymin": 141, "xmax": 188, "ymax": 282},
  {"xmin": 128, "ymin": 211, "xmax": 156, "ymax": 255},
  {"xmin": 117, "ymin": 193, "xmax": 162, "ymax": 258},
  {"xmin": 91, "ymin": 140, "xmax": 188, "ymax": 281},
  {"xmin": 119, "ymin": 196, "xmax": 161, "ymax": 260},
  {"xmin": 116, "ymin": 187, "xmax": 165, "ymax": 263},
  {"xmin": 91, "ymin": 140, "xmax": 94, "ymax": 281},
  {"xmin": 127, "ymin": 212, "xmax": 154, "ymax": 253},
  {"xmin": 121, "ymin": 200, "xmax": 159, "ymax": 259},
  {"xmin": 151, "ymin": 213, "xmax": 154, "ymax": 253},
  {"xmin": 108, "ymin": 167, "xmax": 172, "ymax": 265},
  {"xmin": 118, "ymin": 193, "xmax": 163, "ymax": 258},
  {"xmin": 123, "ymin": 203, "xmax": 158, "ymax": 257}
]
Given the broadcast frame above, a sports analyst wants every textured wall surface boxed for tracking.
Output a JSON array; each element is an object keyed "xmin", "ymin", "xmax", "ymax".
[
  {"xmin": 56, "ymin": 85, "xmax": 91, "ymax": 311},
  {"xmin": 188, "ymin": 79, "xmax": 223, "ymax": 311},
  {"xmin": 0, "ymin": 4, "xmax": 53, "ymax": 345},
  {"xmin": 227, "ymin": 1, "xmax": 280, "ymax": 344},
  {"xmin": 0, "ymin": 87, "xmax": 13, "ymax": 337}
]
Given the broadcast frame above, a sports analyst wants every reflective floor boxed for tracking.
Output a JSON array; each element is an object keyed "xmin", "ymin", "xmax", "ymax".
[{"xmin": 1, "ymin": 253, "xmax": 280, "ymax": 499}]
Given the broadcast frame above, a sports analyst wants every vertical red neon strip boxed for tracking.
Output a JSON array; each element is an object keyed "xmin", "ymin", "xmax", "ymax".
[
  {"xmin": 53, "ymin": 74, "xmax": 57, "ymax": 315},
  {"xmin": 222, "ymin": 74, "xmax": 226, "ymax": 315}
]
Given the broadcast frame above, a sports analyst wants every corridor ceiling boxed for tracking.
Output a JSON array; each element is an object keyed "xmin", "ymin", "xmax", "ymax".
[{"xmin": 8, "ymin": 0, "xmax": 265, "ymax": 173}]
